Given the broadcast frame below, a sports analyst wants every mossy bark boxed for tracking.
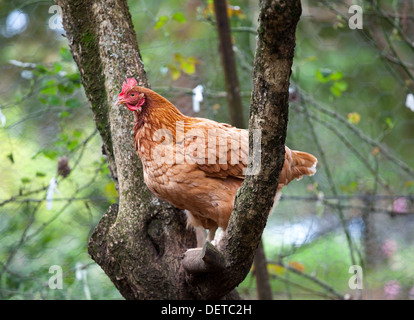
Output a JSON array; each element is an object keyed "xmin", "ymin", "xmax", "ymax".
[
  {"xmin": 57, "ymin": 0, "xmax": 302, "ymax": 300},
  {"xmin": 57, "ymin": 0, "xmax": 196, "ymax": 300},
  {"xmin": 185, "ymin": 0, "xmax": 302, "ymax": 299}
]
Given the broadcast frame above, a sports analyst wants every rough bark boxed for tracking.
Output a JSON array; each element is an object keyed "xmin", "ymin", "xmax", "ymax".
[
  {"xmin": 182, "ymin": 0, "xmax": 302, "ymax": 299},
  {"xmin": 214, "ymin": 0, "xmax": 272, "ymax": 300},
  {"xmin": 57, "ymin": 0, "xmax": 196, "ymax": 300},
  {"xmin": 57, "ymin": 0, "xmax": 301, "ymax": 300}
]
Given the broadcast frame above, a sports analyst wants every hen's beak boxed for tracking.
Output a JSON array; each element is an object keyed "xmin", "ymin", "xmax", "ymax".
[{"xmin": 115, "ymin": 98, "xmax": 125, "ymax": 106}]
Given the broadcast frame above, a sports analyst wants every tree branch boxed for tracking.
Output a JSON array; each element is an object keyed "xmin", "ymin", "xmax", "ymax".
[
  {"xmin": 182, "ymin": 242, "xmax": 226, "ymax": 274},
  {"xmin": 184, "ymin": 0, "xmax": 303, "ymax": 299},
  {"xmin": 214, "ymin": 0, "xmax": 246, "ymax": 128},
  {"xmin": 58, "ymin": 0, "xmax": 196, "ymax": 300}
]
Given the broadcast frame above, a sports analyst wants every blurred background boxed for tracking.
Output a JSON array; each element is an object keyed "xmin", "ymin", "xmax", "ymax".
[{"xmin": 0, "ymin": 0, "xmax": 413, "ymax": 300}]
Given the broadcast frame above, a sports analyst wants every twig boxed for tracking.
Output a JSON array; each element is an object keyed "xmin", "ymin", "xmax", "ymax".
[
  {"xmin": 322, "ymin": 200, "xmax": 414, "ymax": 217},
  {"xmin": 268, "ymin": 260, "xmax": 344, "ymax": 300},
  {"xmin": 25, "ymin": 167, "xmax": 102, "ymax": 241},
  {"xmin": 269, "ymin": 273, "xmax": 340, "ymax": 300},
  {"xmin": 376, "ymin": 5, "xmax": 414, "ymax": 82},
  {"xmin": 0, "ymin": 201, "xmax": 42, "ymax": 280},
  {"xmin": 303, "ymin": 109, "xmax": 390, "ymax": 191},
  {"xmin": 301, "ymin": 101, "xmax": 359, "ymax": 267},
  {"xmin": 373, "ymin": 3, "xmax": 414, "ymax": 52},
  {"xmin": 0, "ymin": 129, "xmax": 100, "ymax": 209},
  {"xmin": 381, "ymin": 53, "xmax": 414, "ymax": 70},
  {"xmin": 67, "ymin": 129, "xmax": 98, "ymax": 172},
  {"xmin": 299, "ymin": 89, "xmax": 414, "ymax": 178}
]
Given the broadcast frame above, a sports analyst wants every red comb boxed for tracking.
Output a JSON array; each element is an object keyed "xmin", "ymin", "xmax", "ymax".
[{"xmin": 119, "ymin": 78, "xmax": 138, "ymax": 97}]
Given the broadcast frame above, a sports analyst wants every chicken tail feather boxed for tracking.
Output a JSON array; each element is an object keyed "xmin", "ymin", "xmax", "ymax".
[
  {"xmin": 291, "ymin": 149, "xmax": 318, "ymax": 178},
  {"xmin": 278, "ymin": 147, "xmax": 317, "ymax": 191}
]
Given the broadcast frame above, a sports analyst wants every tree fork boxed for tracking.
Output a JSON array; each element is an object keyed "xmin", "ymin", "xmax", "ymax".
[{"xmin": 58, "ymin": 0, "xmax": 302, "ymax": 300}]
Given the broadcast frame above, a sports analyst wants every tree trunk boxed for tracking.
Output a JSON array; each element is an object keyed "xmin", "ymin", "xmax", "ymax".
[
  {"xmin": 253, "ymin": 241, "xmax": 273, "ymax": 300},
  {"xmin": 213, "ymin": 0, "xmax": 246, "ymax": 128},
  {"xmin": 214, "ymin": 0, "xmax": 272, "ymax": 300},
  {"xmin": 57, "ymin": 0, "xmax": 301, "ymax": 300},
  {"xmin": 57, "ymin": 0, "xmax": 196, "ymax": 300}
]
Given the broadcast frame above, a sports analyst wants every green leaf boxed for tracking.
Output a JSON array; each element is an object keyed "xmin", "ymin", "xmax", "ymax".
[
  {"xmin": 319, "ymin": 68, "xmax": 333, "ymax": 78},
  {"xmin": 330, "ymin": 81, "xmax": 348, "ymax": 97},
  {"xmin": 40, "ymin": 86, "xmax": 57, "ymax": 96},
  {"xmin": 66, "ymin": 72, "xmax": 81, "ymax": 84},
  {"xmin": 330, "ymin": 86, "xmax": 342, "ymax": 97},
  {"xmin": 73, "ymin": 130, "xmax": 82, "ymax": 138},
  {"xmin": 167, "ymin": 64, "xmax": 181, "ymax": 80},
  {"xmin": 42, "ymin": 150, "xmax": 59, "ymax": 160},
  {"xmin": 172, "ymin": 12, "xmax": 186, "ymax": 23},
  {"xmin": 36, "ymin": 172, "xmax": 46, "ymax": 177},
  {"xmin": 60, "ymin": 111, "xmax": 71, "ymax": 118},
  {"xmin": 48, "ymin": 95, "xmax": 61, "ymax": 106},
  {"xmin": 99, "ymin": 165, "xmax": 110, "ymax": 176},
  {"xmin": 180, "ymin": 56, "xmax": 198, "ymax": 75},
  {"xmin": 21, "ymin": 177, "xmax": 31, "ymax": 184},
  {"xmin": 7, "ymin": 153, "xmax": 14, "ymax": 164},
  {"xmin": 42, "ymin": 79, "xmax": 56, "ymax": 86},
  {"xmin": 329, "ymin": 71, "xmax": 343, "ymax": 81},
  {"xmin": 35, "ymin": 64, "xmax": 49, "ymax": 74},
  {"xmin": 154, "ymin": 15, "xmax": 169, "ymax": 30},
  {"xmin": 340, "ymin": 181, "xmax": 359, "ymax": 194},
  {"xmin": 315, "ymin": 70, "xmax": 330, "ymax": 83},
  {"xmin": 104, "ymin": 182, "xmax": 118, "ymax": 200},
  {"xmin": 53, "ymin": 62, "xmax": 62, "ymax": 73},
  {"xmin": 65, "ymin": 98, "xmax": 81, "ymax": 108},
  {"xmin": 181, "ymin": 61, "xmax": 196, "ymax": 75},
  {"xmin": 174, "ymin": 53, "xmax": 184, "ymax": 63},
  {"xmin": 385, "ymin": 117, "xmax": 394, "ymax": 129},
  {"xmin": 60, "ymin": 47, "xmax": 73, "ymax": 61},
  {"xmin": 58, "ymin": 82, "xmax": 75, "ymax": 95},
  {"xmin": 334, "ymin": 81, "xmax": 348, "ymax": 91},
  {"xmin": 38, "ymin": 97, "xmax": 48, "ymax": 105},
  {"xmin": 67, "ymin": 140, "xmax": 79, "ymax": 151},
  {"xmin": 59, "ymin": 133, "xmax": 69, "ymax": 142}
]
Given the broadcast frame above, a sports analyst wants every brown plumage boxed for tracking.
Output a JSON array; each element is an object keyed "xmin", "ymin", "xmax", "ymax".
[{"xmin": 117, "ymin": 78, "xmax": 317, "ymax": 241}]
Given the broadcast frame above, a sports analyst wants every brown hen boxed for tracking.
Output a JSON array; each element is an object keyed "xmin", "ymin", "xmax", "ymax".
[{"xmin": 117, "ymin": 78, "xmax": 317, "ymax": 241}]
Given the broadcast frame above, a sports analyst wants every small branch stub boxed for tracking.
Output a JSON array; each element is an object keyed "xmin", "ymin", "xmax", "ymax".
[{"xmin": 182, "ymin": 241, "xmax": 226, "ymax": 274}]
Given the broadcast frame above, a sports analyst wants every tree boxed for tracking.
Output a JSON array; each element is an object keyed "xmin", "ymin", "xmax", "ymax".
[{"xmin": 56, "ymin": 0, "xmax": 302, "ymax": 299}]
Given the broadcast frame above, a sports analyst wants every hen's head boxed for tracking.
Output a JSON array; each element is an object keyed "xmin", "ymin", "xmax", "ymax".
[{"xmin": 116, "ymin": 78, "xmax": 146, "ymax": 112}]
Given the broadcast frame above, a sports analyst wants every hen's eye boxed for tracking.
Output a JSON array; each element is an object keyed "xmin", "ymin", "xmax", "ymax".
[{"xmin": 130, "ymin": 93, "xmax": 135, "ymax": 97}]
